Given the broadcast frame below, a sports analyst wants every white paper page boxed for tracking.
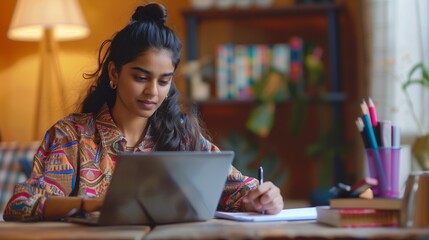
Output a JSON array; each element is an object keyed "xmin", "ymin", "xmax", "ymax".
[{"xmin": 215, "ymin": 207, "xmax": 317, "ymax": 222}]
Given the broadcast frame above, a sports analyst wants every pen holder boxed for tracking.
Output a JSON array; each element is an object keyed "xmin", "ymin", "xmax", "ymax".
[{"xmin": 365, "ymin": 148, "xmax": 401, "ymax": 198}]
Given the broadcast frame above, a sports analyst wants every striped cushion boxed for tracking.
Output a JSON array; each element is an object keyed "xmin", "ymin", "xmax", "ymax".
[
  {"xmin": 0, "ymin": 142, "xmax": 39, "ymax": 216},
  {"xmin": 18, "ymin": 142, "xmax": 40, "ymax": 178}
]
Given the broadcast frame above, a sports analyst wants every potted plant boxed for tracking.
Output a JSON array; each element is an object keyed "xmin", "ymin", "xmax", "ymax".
[
  {"xmin": 245, "ymin": 45, "xmax": 348, "ymax": 205},
  {"xmin": 402, "ymin": 63, "xmax": 429, "ymax": 170}
]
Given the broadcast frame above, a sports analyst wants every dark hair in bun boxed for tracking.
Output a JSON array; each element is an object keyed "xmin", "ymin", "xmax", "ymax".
[
  {"xmin": 132, "ymin": 3, "xmax": 167, "ymax": 24},
  {"xmin": 81, "ymin": 3, "xmax": 205, "ymax": 151},
  {"xmin": 82, "ymin": 3, "xmax": 181, "ymax": 113}
]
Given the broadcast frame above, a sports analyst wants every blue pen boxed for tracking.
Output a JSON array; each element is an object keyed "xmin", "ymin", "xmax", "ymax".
[{"xmin": 361, "ymin": 103, "xmax": 387, "ymax": 195}]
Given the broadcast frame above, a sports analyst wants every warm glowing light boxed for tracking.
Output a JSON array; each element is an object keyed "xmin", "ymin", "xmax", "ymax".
[{"xmin": 8, "ymin": 0, "xmax": 90, "ymax": 41}]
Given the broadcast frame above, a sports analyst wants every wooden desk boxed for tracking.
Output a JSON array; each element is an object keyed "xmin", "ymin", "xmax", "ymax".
[
  {"xmin": 0, "ymin": 221, "xmax": 150, "ymax": 240},
  {"xmin": 0, "ymin": 220, "xmax": 428, "ymax": 240},
  {"xmin": 147, "ymin": 219, "xmax": 429, "ymax": 240}
]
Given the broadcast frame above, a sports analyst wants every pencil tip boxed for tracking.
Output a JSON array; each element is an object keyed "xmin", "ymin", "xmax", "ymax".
[
  {"xmin": 360, "ymin": 102, "xmax": 368, "ymax": 114},
  {"xmin": 355, "ymin": 117, "xmax": 364, "ymax": 131}
]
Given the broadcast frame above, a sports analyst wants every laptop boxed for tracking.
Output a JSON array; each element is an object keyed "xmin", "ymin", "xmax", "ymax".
[{"xmin": 67, "ymin": 151, "xmax": 234, "ymax": 226}]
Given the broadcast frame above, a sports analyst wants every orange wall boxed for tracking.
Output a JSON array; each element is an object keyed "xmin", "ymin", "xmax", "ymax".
[
  {"xmin": 0, "ymin": 0, "xmax": 360, "ymax": 142},
  {"xmin": 0, "ymin": 0, "xmax": 192, "ymax": 141}
]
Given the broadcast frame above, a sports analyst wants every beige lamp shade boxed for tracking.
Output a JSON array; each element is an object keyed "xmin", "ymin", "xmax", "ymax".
[{"xmin": 8, "ymin": 0, "xmax": 90, "ymax": 41}]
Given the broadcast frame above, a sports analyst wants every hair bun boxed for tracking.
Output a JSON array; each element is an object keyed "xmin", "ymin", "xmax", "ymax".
[{"xmin": 132, "ymin": 3, "xmax": 167, "ymax": 25}]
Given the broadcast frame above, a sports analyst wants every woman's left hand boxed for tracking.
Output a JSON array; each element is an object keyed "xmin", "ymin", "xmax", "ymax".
[{"xmin": 243, "ymin": 181, "xmax": 283, "ymax": 214}]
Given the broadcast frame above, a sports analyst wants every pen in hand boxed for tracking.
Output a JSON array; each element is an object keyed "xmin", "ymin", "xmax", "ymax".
[{"xmin": 258, "ymin": 166, "xmax": 265, "ymax": 215}]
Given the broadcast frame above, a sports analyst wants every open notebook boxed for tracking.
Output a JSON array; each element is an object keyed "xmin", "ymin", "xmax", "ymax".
[
  {"xmin": 215, "ymin": 207, "xmax": 317, "ymax": 222},
  {"xmin": 67, "ymin": 151, "xmax": 234, "ymax": 226}
]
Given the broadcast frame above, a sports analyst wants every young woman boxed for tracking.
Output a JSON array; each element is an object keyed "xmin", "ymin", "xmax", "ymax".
[{"xmin": 4, "ymin": 3, "xmax": 283, "ymax": 222}]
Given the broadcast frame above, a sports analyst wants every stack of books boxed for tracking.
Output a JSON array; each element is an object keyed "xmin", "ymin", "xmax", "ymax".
[{"xmin": 316, "ymin": 198, "xmax": 402, "ymax": 228}]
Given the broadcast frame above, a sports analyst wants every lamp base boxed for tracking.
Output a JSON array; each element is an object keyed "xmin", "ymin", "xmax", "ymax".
[{"xmin": 33, "ymin": 29, "xmax": 66, "ymax": 140}]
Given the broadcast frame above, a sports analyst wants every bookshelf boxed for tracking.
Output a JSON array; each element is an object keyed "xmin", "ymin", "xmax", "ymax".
[{"xmin": 182, "ymin": 4, "xmax": 345, "ymax": 200}]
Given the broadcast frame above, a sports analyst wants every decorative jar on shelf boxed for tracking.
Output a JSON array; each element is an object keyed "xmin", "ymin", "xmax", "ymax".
[
  {"xmin": 254, "ymin": 0, "xmax": 273, "ymax": 8},
  {"xmin": 215, "ymin": 0, "xmax": 235, "ymax": 9},
  {"xmin": 189, "ymin": 0, "xmax": 214, "ymax": 10},
  {"xmin": 236, "ymin": 0, "xmax": 254, "ymax": 9}
]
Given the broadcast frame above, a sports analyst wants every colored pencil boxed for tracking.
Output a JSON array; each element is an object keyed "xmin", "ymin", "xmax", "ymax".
[
  {"xmin": 368, "ymin": 98, "xmax": 378, "ymax": 127},
  {"xmin": 360, "ymin": 102, "xmax": 387, "ymax": 194}
]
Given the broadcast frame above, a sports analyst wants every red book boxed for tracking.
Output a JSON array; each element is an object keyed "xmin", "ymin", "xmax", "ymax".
[{"xmin": 316, "ymin": 206, "xmax": 400, "ymax": 228}]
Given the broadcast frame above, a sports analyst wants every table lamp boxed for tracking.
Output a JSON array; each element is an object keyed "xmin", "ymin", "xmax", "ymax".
[{"xmin": 7, "ymin": 0, "xmax": 90, "ymax": 139}]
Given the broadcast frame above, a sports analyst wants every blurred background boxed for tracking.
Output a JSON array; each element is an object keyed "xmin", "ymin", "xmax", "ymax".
[{"xmin": 0, "ymin": 0, "xmax": 428, "ymax": 204}]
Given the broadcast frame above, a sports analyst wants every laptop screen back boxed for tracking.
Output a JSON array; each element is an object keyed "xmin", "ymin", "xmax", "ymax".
[{"xmin": 97, "ymin": 151, "xmax": 234, "ymax": 225}]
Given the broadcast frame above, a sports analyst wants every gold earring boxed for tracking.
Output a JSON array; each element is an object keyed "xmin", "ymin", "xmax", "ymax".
[{"xmin": 109, "ymin": 80, "xmax": 117, "ymax": 90}]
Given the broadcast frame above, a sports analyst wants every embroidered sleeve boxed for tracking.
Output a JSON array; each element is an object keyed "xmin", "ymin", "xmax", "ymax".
[
  {"xmin": 218, "ymin": 166, "xmax": 258, "ymax": 212},
  {"xmin": 3, "ymin": 119, "xmax": 79, "ymax": 221},
  {"xmin": 199, "ymin": 135, "xmax": 259, "ymax": 212}
]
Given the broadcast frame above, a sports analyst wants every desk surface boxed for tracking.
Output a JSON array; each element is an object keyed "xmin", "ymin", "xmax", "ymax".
[
  {"xmin": 147, "ymin": 219, "xmax": 429, "ymax": 240},
  {"xmin": 0, "ymin": 221, "xmax": 150, "ymax": 240},
  {"xmin": 0, "ymin": 219, "xmax": 428, "ymax": 240}
]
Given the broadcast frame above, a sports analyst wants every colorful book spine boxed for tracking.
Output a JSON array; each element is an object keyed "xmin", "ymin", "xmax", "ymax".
[
  {"xmin": 260, "ymin": 44, "xmax": 271, "ymax": 76},
  {"xmin": 271, "ymin": 43, "xmax": 290, "ymax": 76},
  {"xmin": 248, "ymin": 44, "xmax": 258, "ymax": 98},
  {"xmin": 225, "ymin": 43, "xmax": 236, "ymax": 99},
  {"xmin": 289, "ymin": 37, "xmax": 304, "ymax": 96},
  {"xmin": 216, "ymin": 45, "xmax": 228, "ymax": 99},
  {"xmin": 215, "ymin": 40, "xmax": 304, "ymax": 100},
  {"xmin": 234, "ymin": 44, "xmax": 250, "ymax": 99}
]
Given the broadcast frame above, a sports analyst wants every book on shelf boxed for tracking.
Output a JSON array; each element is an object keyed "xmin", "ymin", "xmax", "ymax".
[
  {"xmin": 316, "ymin": 206, "xmax": 400, "ymax": 228},
  {"xmin": 215, "ymin": 42, "xmax": 292, "ymax": 100},
  {"xmin": 288, "ymin": 36, "xmax": 304, "ymax": 96},
  {"xmin": 329, "ymin": 198, "xmax": 402, "ymax": 210}
]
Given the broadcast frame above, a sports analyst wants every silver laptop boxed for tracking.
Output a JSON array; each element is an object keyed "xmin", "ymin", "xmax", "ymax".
[{"xmin": 68, "ymin": 151, "xmax": 234, "ymax": 226}]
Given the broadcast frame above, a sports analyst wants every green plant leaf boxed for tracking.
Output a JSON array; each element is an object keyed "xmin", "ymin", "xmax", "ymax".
[
  {"xmin": 402, "ymin": 63, "xmax": 429, "ymax": 90},
  {"xmin": 422, "ymin": 64, "xmax": 429, "ymax": 81},
  {"xmin": 306, "ymin": 142, "xmax": 325, "ymax": 157},
  {"xmin": 219, "ymin": 132, "xmax": 288, "ymax": 189},
  {"xmin": 288, "ymin": 97, "xmax": 307, "ymax": 135},
  {"xmin": 246, "ymin": 103, "xmax": 275, "ymax": 138},
  {"xmin": 252, "ymin": 68, "xmax": 288, "ymax": 103}
]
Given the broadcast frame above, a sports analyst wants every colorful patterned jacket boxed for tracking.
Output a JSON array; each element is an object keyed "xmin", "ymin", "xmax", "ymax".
[{"xmin": 3, "ymin": 104, "xmax": 258, "ymax": 221}]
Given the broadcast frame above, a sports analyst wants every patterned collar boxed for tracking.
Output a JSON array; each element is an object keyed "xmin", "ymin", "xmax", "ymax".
[{"xmin": 95, "ymin": 104, "xmax": 153, "ymax": 153}]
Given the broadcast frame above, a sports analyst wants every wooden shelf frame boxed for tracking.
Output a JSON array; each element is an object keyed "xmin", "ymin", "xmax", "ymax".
[
  {"xmin": 182, "ymin": 4, "xmax": 341, "ymax": 93},
  {"xmin": 182, "ymin": 3, "xmax": 346, "ymax": 192}
]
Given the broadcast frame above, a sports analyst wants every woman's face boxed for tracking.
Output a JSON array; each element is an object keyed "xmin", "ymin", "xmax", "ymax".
[{"xmin": 109, "ymin": 48, "xmax": 175, "ymax": 119}]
